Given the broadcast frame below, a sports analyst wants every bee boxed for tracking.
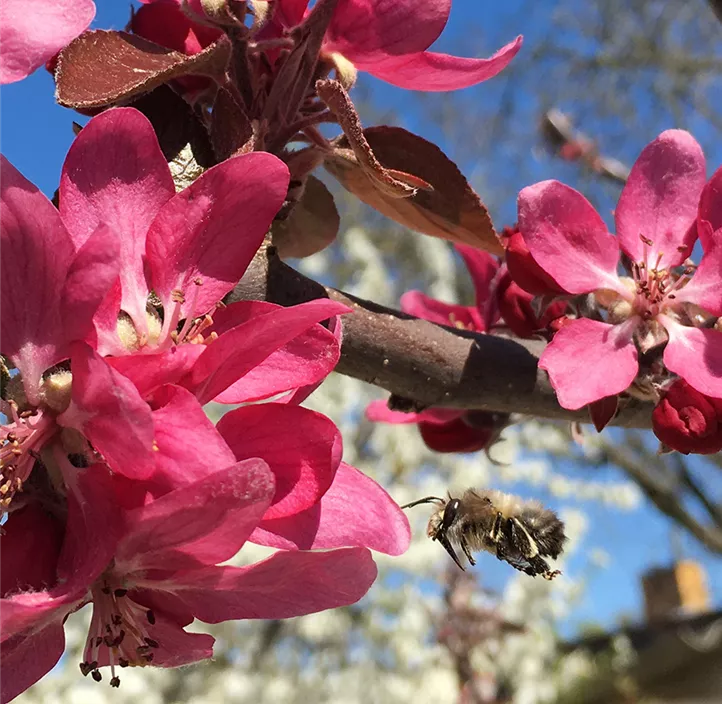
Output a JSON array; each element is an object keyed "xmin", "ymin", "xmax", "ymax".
[{"xmin": 402, "ymin": 489, "xmax": 567, "ymax": 579}]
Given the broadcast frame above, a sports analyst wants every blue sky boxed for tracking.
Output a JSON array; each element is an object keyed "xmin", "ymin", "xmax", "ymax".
[{"xmin": 2, "ymin": 0, "xmax": 721, "ymax": 638}]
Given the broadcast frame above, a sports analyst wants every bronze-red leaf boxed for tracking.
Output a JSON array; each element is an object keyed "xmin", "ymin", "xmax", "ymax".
[
  {"xmin": 272, "ymin": 176, "xmax": 339, "ymax": 258},
  {"xmin": 324, "ymin": 125, "xmax": 500, "ymax": 254},
  {"xmin": 55, "ymin": 30, "xmax": 230, "ymax": 109}
]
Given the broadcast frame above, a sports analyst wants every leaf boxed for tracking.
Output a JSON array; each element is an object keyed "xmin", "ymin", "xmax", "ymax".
[
  {"xmin": 210, "ymin": 88, "xmax": 253, "ymax": 160},
  {"xmin": 55, "ymin": 30, "xmax": 231, "ymax": 109},
  {"xmin": 272, "ymin": 176, "xmax": 339, "ymax": 258},
  {"xmin": 324, "ymin": 125, "xmax": 500, "ymax": 254}
]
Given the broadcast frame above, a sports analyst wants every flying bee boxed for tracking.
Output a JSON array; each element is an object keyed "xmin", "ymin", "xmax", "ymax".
[{"xmin": 402, "ymin": 489, "xmax": 567, "ymax": 579}]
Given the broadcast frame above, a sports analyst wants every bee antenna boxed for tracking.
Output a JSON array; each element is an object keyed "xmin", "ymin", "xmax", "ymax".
[{"xmin": 400, "ymin": 496, "xmax": 445, "ymax": 510}]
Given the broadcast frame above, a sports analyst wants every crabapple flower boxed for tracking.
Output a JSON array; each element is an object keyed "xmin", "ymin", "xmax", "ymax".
[
  {"xmin": 517, "ymin": 130, "xmax": 722, "ymax": 410},
  {"xmin": 1, "ymin": 460, "xmax": 378, "ymax": 699},
  {"xmin": 0, "ymin": 0, "xmax": 94, "ymax": 84},
  {"xmin": 133, "ymin": 0, "xmax": 521, "ymax": 92},
  {"xmin": 54, "ymin": 107, "xmax": 345, "ymax": 410},
  {"xmin": 271, "ymin": 0, "xmax": 523, "ymax": 91},
  {"xmin": 652, "ymin": 380, "xmax": 722, "ymax": 455}
]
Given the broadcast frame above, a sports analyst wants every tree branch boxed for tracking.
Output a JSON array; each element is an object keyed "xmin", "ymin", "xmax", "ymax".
[
  {"xmin": 230, "ymin": 241, "xmax": 653, "ymax": 428},
  {"xmin": 599, "ymin": 433, "xmax": 722, "ymax": 554}
]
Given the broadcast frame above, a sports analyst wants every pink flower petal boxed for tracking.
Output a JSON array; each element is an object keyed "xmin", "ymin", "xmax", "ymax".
[
  {"xmin": 356, "ymin": 36, "xmax": 522, "ymax": 91},
  {"xmin": 518, "ymin": 180, "xmax": 625, "ymax": 296},
  {"xmin": 539, "ymin": 318, "xmax": 639, "ymax": 410},
  {"xmin": 185, "ymin": 299, "xmax": 350, "ymax": 404},
  {"xmin": 0, "ymin": 623, "xmax": 66, "ymax": 703},
  {"xmin": 116, "ymin": 459, "xmax": 274, "ymax": 572},
  {"xmin": 2, "ymin": 466, "xmax": 118, "ymax": 641},
  {"xmin": 169, "ymin": 547, "xmax": 377, "ymax": 621},
  {"xmin": 698, "ymin": 166, "xmax": 722, "ymax": 246},
  {"xmin": 659, "ymin": 318, "xmax": 722, "ymax": 398},
  {"xmin": 58, "ymin": 343, "xmax": 156, "ymax": 479},
  {"xmin": 400, "ymin": 291, "xmax": 483, "ymax": 330},
  {"xmin": 60, "ymin": 224, "xmax": 120, "ymax": 346},
  {"xmin": 251, "ymin": 462, "xmax": 410, "ymax": 555},
  {"xmin": 366, "ymin": 401, "xmax": 462, "ymax": 425},
  {"xmin": 108, "ymin": 345, "xmax": 205, "ymax": 398},
  {"xmin": 1, "ymin": 156, "xmax": 75, "ymax": 404},
  {"xmin": 217, "ymin": 404, "xmax": 341, "ymax": 519},
  {"xmin": 455, "ymin": 244, "xmax": 501, "ymax": 324},
  {"xmin": 366, "ymin": 399, "xmax": 423, "ymax": 424},
  {"xmin": 0, "ymin": 0, "xmax": 94, "ymax": 84},
  {"xmin": 56, "ymin": 464, "xmax": 122, "ymax": 590},
  {"xmin": 209, "ymin": 302, "xmax": 340, "ymax": 404},
  {"xmin": 672, "ymin": 223, "xmax": 722, "ymax": 316},
  {"xmin": 131, "ymin": 1, "xmax": 221, "ymax": 55},
  {"xmin": 136, "ymin": 386, "xmax": 236, "ymax": 497},
  {"xmin": 1, "ymin": 503, "xmax": 63, "ymax": 597},
  {"xmin": 615, "ymin": 130, "xmax": 706, "ymax": 268},
  {"xmin": 326, "ymin": 0, "xmax": 450, "ymax": 58},
  {"xmin": 146, "ymin": 152, "xmax": 289, "ymax": 319},
  {"xmin": 60, "ymin": 108, "xmax": 175, "ymax": 331}
]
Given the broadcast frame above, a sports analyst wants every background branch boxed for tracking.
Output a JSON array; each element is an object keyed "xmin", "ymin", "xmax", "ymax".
[{"xmin": 230, "ymin": 241, "xmax": 653, "ymax": 429}]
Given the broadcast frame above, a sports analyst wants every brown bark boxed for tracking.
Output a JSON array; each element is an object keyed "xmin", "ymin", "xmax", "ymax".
[{"xmin": 230, "ymin": 242, "xmax": 653, "ymax": 428}]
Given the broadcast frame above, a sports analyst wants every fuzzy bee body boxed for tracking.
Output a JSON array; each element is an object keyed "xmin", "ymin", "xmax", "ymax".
[{"xmin": 404, "ymin": 489, "xmax": 567, "ymax": 579}]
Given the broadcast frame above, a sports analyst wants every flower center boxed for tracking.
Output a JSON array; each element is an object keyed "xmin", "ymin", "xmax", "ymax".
[
  {"xmin": 81, "ymin": 576, "xmax": 160, "ymax": 688},
  {"xmin": 629, "ymin": 236, "xmax": 693, "ymax": 321}
]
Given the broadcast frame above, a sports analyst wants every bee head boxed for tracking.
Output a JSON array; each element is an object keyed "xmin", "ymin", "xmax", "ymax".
[{"xmin": 427, "ymin": 497, "xmax": 461, "ymax": 541}]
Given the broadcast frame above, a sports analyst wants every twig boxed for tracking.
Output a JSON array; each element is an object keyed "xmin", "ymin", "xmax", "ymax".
[{"xmin": 598, "ymin": 433, "xmax": 722, "ymax": 553}]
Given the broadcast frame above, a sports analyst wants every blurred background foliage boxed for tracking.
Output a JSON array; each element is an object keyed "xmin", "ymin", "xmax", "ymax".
[{"xmin": 11, "ymin": 0, "xmax": 722, "ymax": 702}]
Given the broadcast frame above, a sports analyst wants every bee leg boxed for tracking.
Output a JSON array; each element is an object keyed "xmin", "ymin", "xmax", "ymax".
[
  {"xmin": 527, "ymin": 555, "xmax": 553, "ymax": 578},
  {"xmin": 460, "ymin": 537, "xmax": 476, "ymax": 566}
]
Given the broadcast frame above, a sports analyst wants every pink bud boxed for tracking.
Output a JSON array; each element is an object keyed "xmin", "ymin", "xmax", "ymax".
[
  {"xmin": 496, "ymin": 270, "xmax": 567, "ymax": 338},
  {"xmin": 418, "ymin": 412, "xmax": 508, "ymax": 453},
  {"xmin": 500, "ymin": 226, "xmax": 566, "ymax": 296},
  {"xmin": 652, "ymin": 380, "xmax": 722, "ymax": 454}
]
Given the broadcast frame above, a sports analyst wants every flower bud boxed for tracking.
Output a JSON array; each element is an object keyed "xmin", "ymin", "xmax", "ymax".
[
  {"xmin": 418, "ymin": 411, "xmax": 509, "ymax": 453},
  {"xmin": 496, "ymin": 270, "xmax": 567, "ymax": 338},
  {"xmin": 652, "ymin": 380, "xmax": 722, "ymax": 454},
  {"xmin": 500, "ymin": 226, "xmax": 566, "ymax": 296}
]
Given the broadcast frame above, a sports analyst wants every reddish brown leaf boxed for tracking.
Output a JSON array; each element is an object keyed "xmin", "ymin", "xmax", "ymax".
[
  {"xmin": 55, "ymin": 30, "xmax": 231, "ymax": 109},
  {"xmin": 210, "ymin": 87, "xmax": 253, "ymax": 160},
  {"xmin": 317, "ymin": 79, "xmax": 418, "ymax": 199},
  {"xmin": 324, "ymin": 126, "xmax": 501, "ymax": 254},
  {"xmin": 272, "ymin": 176, "xmax": 339, "ymax": 258}
]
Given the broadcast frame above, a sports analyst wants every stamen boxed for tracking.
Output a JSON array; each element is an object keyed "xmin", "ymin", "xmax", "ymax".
[{"xmin": 83, "ymin": 577, "xmax": 162, "ymax": 688}]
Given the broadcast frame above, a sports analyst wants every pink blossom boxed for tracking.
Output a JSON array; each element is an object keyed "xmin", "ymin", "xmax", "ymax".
[
  {"xmin": 517, "ymin": 130, "xmax": 722, "ymax": 410},
  {"xmin": 274, "ymin": 0, "xmax": 522, "ymax": 91},
  {"xmin": 133, "ymin": 0, "xmax": 521, "ymax": 92},
  {"xmin": 54, "ymin": 107, "xmax": 345, "ymax": 410},
  {"xmin": 0, "ymin": 0, "xmax": 95, "ymax": 84},
  {"xmin": 1, "ymin": 460, "xmax": 377, "ymax": 699}
]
